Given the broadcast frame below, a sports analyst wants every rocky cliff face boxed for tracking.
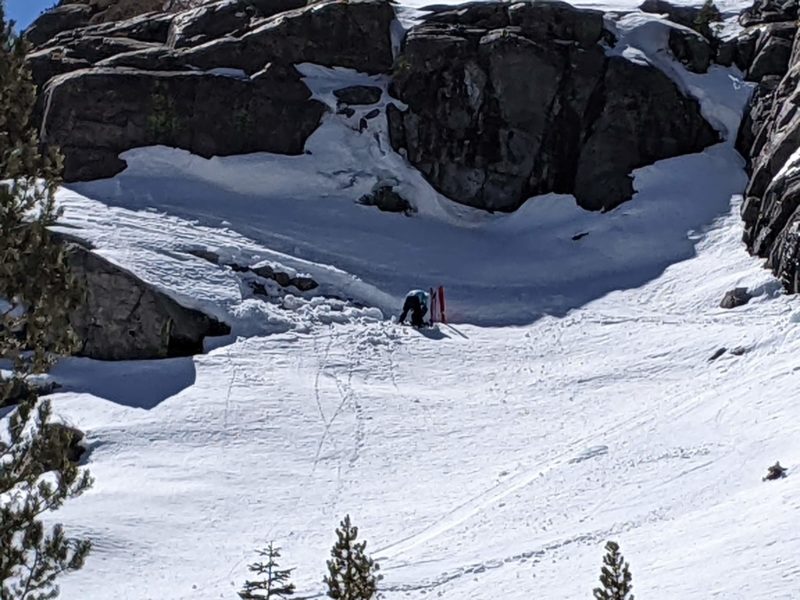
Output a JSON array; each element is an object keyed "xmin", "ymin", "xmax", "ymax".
[
  {"xmin": 736, "ymin": 0, "xmax": 800, "ymax": 293},
  {"xmin": 66, "ymin": 241, "xmax": 230, "ymax": 360},
  {"xmin": 26, "ymin": 0, "xmax": 394, "ymax": 181},
  {"xmin": 387, "ymin": 2, "xmax": 719, "ymax": 212},
  {"xmin": 27, "ymin": 0, "xmax": 722, "ymax": 210}
]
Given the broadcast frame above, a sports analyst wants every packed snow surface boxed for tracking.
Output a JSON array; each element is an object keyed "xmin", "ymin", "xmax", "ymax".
[{"xmin": 14, "ymin": 1, "xmax": 800, "ymax": 599}]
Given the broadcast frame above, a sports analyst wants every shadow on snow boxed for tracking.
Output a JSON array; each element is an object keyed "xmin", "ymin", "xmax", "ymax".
[
  {"xmin": 51, "ymin": 355, "xmax": 197, "ymax": 410},
  {"xmin": 67, "ymin": 143, "xmax": 748, "ymax": 327}
]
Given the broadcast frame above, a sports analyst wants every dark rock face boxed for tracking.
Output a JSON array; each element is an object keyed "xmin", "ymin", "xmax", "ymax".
[
  {"xmin": 389, "ymin": 1, "xmax": 717, "ymax": 212},
  {"xmin": 178, "ymin": 0, "xmax": 395, "ymax": 74},
  {"xmin": 167, "ymin": 0, "xmax": 308, "ymax": 48},
  {"xmin": 41, "ymin": 66, "xmax": 326, "ymax": 181},
  {"xmin": 720, "ymin": 287, "xmax": 752, "ymax": 308},
  {"xmin": 250, "ymin": 264, "xmax": 320, "ymax": 292},
  {"xmin": 745, "ymin": 22, "xmax": 795, "ymax": 81},
  {"xmin": 67, "ymin": 243, "xmax": 230, "ymax": 360},
  {"xmin": 736, "ymin": 0, "xmax": 800, "ymax": 293},
  {"xmin": 334, "ymin": 85, "xmax": 383, "ymax": 105},
  {"xmin": 716, "ymin": 27, "xmax": 759, "ymax": 71},
  {"xmin": 208, "ymin": 252, "xmax": 320, "ymax": 292},
  {"xmin": 26, "ymin": 0, "xmax": 395, "ymax": 182},
  {"xmin": 23, "ymin": 4, "xmax": 94, "ymax": 47},
  {"xmin": 639, "ymin": 0, "xmax": 705, "ymax": 30},
  {"xmin": 669, "ymin": 26, "xmax": 712, "ymax": 73},
  {"xmin": 740, "ymin": 0, "xmax": 798, "ymax": 26}
]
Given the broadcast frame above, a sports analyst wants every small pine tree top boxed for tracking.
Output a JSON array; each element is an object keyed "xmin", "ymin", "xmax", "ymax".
[
  {"xmin": 693, "ymin": 0, "xmax": 722, "ymax": 38},
  {"xmin": 239, "ymin": 542, "xmax": 296, "ymax": 600},
  {"xmin": 593, "ymin": 541, "xmax": 634, "ymax": 600},
  {"xmin": 324, "ymin": 515, "xmax": 382, "ymax": 600}
]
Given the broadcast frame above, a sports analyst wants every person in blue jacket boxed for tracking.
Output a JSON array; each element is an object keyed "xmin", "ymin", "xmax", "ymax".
[{"xmin": 398, "ymin": 289, "xmax": 429, "ymax": 327}]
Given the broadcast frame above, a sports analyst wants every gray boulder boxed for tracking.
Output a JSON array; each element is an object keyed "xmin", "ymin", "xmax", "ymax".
[
  {"xmin": 40, "ymin": 65, "xmax": 326, "ymax": 181},
  {"xmin": 357, "ymin": 185, "xmax": 416, "ymax": 215},
  {"xmin": 720, "ymin": 287, "xmax": 752, "ymax": 308},
  {"xmin": 389, "ymin": 2, "xmax": 717, "ymax": 212},
  {"xmin": 67, "ymin": 243, "xmax": 230, "ymax": 360}
]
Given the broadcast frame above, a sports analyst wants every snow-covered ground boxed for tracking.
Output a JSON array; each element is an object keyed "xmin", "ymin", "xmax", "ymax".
[{"xmin": 21, "ymin": 2, "xmax": 800, "ymax": 599}]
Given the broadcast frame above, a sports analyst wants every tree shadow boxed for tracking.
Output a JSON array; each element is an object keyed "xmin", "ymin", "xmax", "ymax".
[{"xmin": 51, "ymin": 355, "xmax": 197, "ymax": 410}]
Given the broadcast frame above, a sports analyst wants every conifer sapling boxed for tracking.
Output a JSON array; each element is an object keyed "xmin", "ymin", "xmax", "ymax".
[
  {"xmin": 239, "ymin": 542, "xmax": 295, "ymax": 600},
  {"xmin": 324, "ymin": 515, "xmax": 382, "ymax": 600},
  {"xmin": 593, "ymin": 540, "xmax": 634, "ymax": 600}
]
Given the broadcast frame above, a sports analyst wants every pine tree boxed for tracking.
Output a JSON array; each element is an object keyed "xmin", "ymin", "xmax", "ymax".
[
  {"xmin": 693, "ymin": 0, "xmax": 722, "ymax": 39},
  {"xmin": 324, "ymin": 515, "xmax": 382, "ymax": 600},
  {"xmin": 239, "ymin": 542, "xmax": 296, "ymax": 600},
  {"xmin": 593, "ymin": 541, "xmax": 634, "ymax": 600},
  {"xmin": 1, "ymin": 4, "xmax": 93, "ymax": 599}
]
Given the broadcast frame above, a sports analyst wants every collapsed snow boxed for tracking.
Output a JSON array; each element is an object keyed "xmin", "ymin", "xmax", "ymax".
[{"xmin": 22, "ymin": 3, "xmax": 800, "ymax": 600}]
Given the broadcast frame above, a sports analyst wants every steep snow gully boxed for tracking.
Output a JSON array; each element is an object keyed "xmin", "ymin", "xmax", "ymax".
[{"xmin": 26, "ymin": 1, "xmax": 800, "ymax": 599}]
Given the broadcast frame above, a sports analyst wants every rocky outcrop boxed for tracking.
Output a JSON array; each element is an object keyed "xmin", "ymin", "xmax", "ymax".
[
  {"xmin": 189, "ymin": 250, "xmax": 321, "ymax": 293},
  {"xmin": 250, "ymin": 265, "xmax": 319, "ymax": 292},
  {"xmin": 639, "ymin": 0, "xmax": 708, "ymax": 31},
  {"xmin": 388, "ymin": 1, "xmax": 717, "ymax": 212},
  {"xmin": 167, "ymin": 0, "xmax": 308, "ymax": 48},
  {"xmin": 41, "ymin": 65, "xmax": 325, "ymax": 181},
  {"xmin": 26, "ymin": 0, "xmax": 394, "ymax": 182},
  {"xmin": 668, "ymin": 26, "xmax": 712, "ymax": 73},
  {"xmin": 357, "ymin": 184, "xmax": 416, "ymax": 215},
  {"xmin": 740, "ymin": 0, "xmax": 798, "ymax": 26},
  {"xmin": 24, "ymin": 4, "xmax": 95, "ymax": 46},
  {"xmin": 735, "ymin": 0, "xmax": 800, "ymax": 293},
  {"xmin": 715, "ymin": 28, "xmax": 759, "ymax": 71},
  {"xmin": 745, "ymin": 22, "xmax": 795, "ymax": 81},
  {"xmin": 720, "ymin": 287, "xmax": 752, "ymax": 308},
  {"xmin": 176, "ymin": 0, "xmax": 394, "ymax": 74},
  {"xmin": 66, "ymin": 243, "xmax": 230, "ymax": 360},
  {"xmin": 25, "ymin": 0, "xmax": 172, "ymax": 38}
]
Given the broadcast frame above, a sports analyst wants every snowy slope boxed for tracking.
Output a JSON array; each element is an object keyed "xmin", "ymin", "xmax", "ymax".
[
  {"xmin": 23, "ymin": 2, "xmax": 800, "ymax": 599},
  {"xmin": 49, "ymin": 197, "xmax": 800, "ymax": 600}
]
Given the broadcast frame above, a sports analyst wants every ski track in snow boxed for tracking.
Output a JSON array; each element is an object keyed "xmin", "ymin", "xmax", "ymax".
[{"xmin": 19, "ymin": 0, "xmax": 800, "ymax": 598}]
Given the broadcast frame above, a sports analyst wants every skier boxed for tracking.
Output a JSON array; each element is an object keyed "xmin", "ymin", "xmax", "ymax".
[{"xmin": 398, "ymin": 289, "xmax": 429, "ymax": 328}]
